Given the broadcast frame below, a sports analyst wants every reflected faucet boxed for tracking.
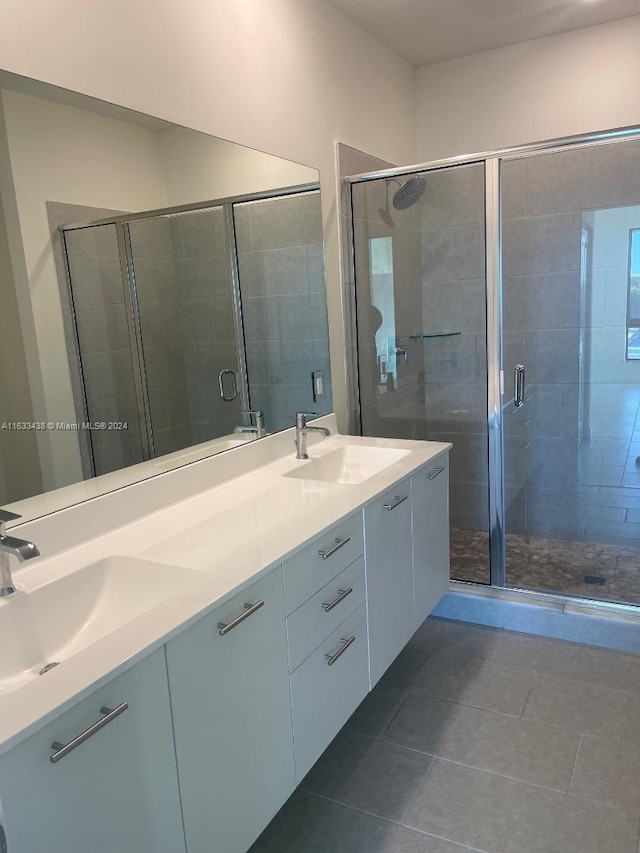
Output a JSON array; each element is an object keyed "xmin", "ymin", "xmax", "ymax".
[
  {"xmin": 233, "ymin": 410, "xmax": 267, "ymax": 439},
  {"xmin": 294, "ymin": 412, "xmax": 330, "ymax": 460},
  {"xmin": 0, "ymin": 510, "xmax": 40, "ymax": 597}
]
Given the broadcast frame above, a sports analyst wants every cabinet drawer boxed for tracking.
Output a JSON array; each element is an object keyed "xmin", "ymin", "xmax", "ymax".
[
  {"xmin": 290, "ymin": 603, "xmax": 369, "ymax": 782},
  {"xmin": 283, "ymin": 512, "xmax": 364, "ymax": 615},
  {"xmin": 287, "ymin": 556, "xmax": 365, "ymax": 671}
]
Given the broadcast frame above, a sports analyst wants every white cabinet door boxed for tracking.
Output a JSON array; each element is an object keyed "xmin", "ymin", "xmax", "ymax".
[
  {"xmin": 364, "ymin": 478, "xmax": 414, "ymax": 687},
  {"xmin": 166, "ymin": 568, "xmax": 295, "ymax": 853},
  {"xmin": 0, "ymin": 648, "xmax": 185, "ymax": 853},
  {"xmin": 413, "ymin": 453, "xmax": 450, "ymax": 628}
]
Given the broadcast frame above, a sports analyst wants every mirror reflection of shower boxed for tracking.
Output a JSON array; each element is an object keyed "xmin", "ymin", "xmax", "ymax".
[{"xmin": 58, "ymin": 188, "xmax": 331, "ymax": 478}]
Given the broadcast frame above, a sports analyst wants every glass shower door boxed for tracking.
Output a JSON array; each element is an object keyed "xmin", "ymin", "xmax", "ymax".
[
  {"xmin": 351, "ymin": 163, "xmax": 491, "ymax": 583},
  {"xmin": 128, "ymin": 207, "xmax": 246, "ymax": 459},
  {"xmin": 62, "ymin": 222, "xmax": 146, "ymax": 477},
  {"xmin": 501, "ymin": 138, "xmax": 640, "ymax": 604}
]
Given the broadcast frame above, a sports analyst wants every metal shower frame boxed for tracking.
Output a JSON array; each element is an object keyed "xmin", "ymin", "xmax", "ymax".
[{"xmin": 341, "ymin": 123, "xmax": 640, "ymax": 596}]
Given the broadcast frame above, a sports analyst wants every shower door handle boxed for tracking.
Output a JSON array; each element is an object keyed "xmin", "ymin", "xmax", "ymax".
[
  {"xmin": 514, "ymin": 364, "xmax": 525, "ymax": 408},
  {"xmin": 218, "ymin": 369, "xmax": 238, "ymax": 402}
]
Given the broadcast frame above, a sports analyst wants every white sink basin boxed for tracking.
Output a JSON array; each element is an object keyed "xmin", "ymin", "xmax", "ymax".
[
  {"xmin": 284, "ymin": 445, "xmax": 410, "ymax": 485},
  {"xmin": 0, "ymin": 556, "xmax": 205, "ymax": 694}
]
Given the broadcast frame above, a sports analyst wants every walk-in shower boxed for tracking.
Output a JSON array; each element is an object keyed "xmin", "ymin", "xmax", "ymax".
[
  {"xmin": 57, "ymin": 186, "xmax": 331, "ymax": 478},
  {"xmin": 345, "ymin": 131, "xmax": 640, "ymax": 609}
]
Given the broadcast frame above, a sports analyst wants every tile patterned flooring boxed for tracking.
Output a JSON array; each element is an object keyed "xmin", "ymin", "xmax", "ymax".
[
  {"xmin": 250, "ymin": 617, "xmax": 640, "ymax": 853},
  {"xmin": 451, "ymin": 527, "xmax": 640, "ymax": 605}
]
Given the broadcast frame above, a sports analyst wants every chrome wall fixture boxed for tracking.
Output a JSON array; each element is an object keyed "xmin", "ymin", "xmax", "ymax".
[{"xmin": 342, "ymin": 122, "xmax": 640, "ymax": 603}]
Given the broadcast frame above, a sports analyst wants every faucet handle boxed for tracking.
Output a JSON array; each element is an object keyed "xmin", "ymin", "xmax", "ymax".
[
  {"xmin": 0, "ymin": 509, "xmax": 21, "ymax": 536},
  {"xmin": 295, "ymin": 411, "xmax": 316, "ymax": 428},
  {"xmin": 241, "ymin": 409, "xmax": 264, "ymax": 423}
]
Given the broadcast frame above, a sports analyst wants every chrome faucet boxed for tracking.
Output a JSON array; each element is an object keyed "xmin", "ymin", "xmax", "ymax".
[
  {"xmin": 0, "ymin": 509, "xmax": 40, "ymax": 597},
  {"xmin": 294, "ymin": 412, "xmax": 330, "ymax": 460},
  {"xmin": 233, "ymin": 410, "xmax": 267, "ymax": 439}
]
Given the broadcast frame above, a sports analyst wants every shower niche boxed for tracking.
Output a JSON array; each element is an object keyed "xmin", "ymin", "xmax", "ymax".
[{"xmin": 57, "ymin": 188, "xmax": 331, "ymax": 479}]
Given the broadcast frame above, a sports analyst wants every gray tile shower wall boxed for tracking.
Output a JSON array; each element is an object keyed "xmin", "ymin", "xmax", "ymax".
[
  {"xmin": 168, "ymin": 209, "xmax": 241, "ymax": 445},
  {"xmin": 130, "ymin": 216, "xmax": 193, "ymax": 458},
  {"xmin": 351, "ymin": 175, "xmax": 425, "ymax": 437},
  {"xmin": 418, "ymin": 165, "xmax": 488, "ymax": 556},
  {"xmin": 49, "ymin": 202, "xmax": 145, "ymax": 478},
  {"xmin": 235, "ymin": 193, "xmax": 332, "ymax": 433},
  {"xmin": 502, "ymin": 139, "xmax": 640, "ymax": 546}
]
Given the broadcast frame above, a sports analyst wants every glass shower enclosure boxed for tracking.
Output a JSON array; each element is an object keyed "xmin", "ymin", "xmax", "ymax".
[
  {"xmin": 60, "ymin": 186, "xmax": 327, "ymax": 477},
  {"xmin": 346, "ymin": 132, "xmax": 640, "ymax": 609}
]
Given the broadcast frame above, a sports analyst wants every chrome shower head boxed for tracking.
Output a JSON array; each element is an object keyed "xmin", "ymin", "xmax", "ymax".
[{"xmin": 392, "ymin": 176, "xmax": 427, "ymax": 210}]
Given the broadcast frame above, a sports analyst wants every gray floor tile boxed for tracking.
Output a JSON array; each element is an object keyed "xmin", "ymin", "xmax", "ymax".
[
  {"xmin": 404, "ymin": 759, "xmax": 639, "ymax": 853},
  {"xmin": 398, "ymin": 651, "xmax": 534, "ymax": 717},
  {"xmin": 301, "ymin": 730, "xmax": 432, "ymax": 822},
  {"xmin": 381, "ymin": 645, "xmax": 436, "ymax": 691},
  {"xmin": 409, "ymin": 617, "xmax": 500, "ymax": 656},
  {"xmin": 570, "ymin": 734, "xmax": 640, "ymax": 812},
  {"xmin": 385, "ymin": 693, "xmax": 578, "ymax": 791},
  {"xmin": 250, "ymin": 789, "xmax": 472, "ymax": 853},
  {"xmin": 344, "ymin": 685, "xmax": 407, "ymax": 737},
  {"xmin": 523, "ymin": 674, "xmax": 640, "ymax": 739},
  {"xmin": 488, "ymin": 630, "xmax": 640, "ymax": 693}
]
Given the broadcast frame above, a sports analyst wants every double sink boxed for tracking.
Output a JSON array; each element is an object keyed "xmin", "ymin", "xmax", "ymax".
[{"xmin": 0, "ymin": 442, "xmax": 409, "ymax": 695}]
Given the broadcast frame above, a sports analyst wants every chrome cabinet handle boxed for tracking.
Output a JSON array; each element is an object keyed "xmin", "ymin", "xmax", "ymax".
[
  {"xmin": 514, "ymin": 364, "xmax": 525, "ymax": 409},
  {"xmin": 218, "ymin": 600, "xmax": 264, "ymax": 636},
  {"xmin": 321, "ymin": 587, "xmax": 353, "ymax": 613},
  {"xmin": 426, "ymin": 466, "xmax": 445, "ymax": 480},
  {"xmin": 383, "ymin": 494, "xmax": 408, "ymax": 511},
  {"xmin": 324, "ymin": 635, "xmax": 356, "ymax": 666},
  {"xmin": 50, "ymin": 702, "xmax": 128, "ymax": 764},
  {"xmin": 218, "ymin": 369, "xmax": 238, "ymax": 402},
  {"xmin": 317, "ymin": 536, "xmax": 351, "ymax": 560}
]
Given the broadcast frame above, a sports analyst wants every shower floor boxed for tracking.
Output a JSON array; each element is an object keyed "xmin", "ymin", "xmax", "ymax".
[{"xmin": 451, "ymin": 527, "xmax": 640, "ymax": 606}]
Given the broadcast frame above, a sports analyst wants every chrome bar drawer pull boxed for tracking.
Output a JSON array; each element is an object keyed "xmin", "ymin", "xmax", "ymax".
[
  {"xmin": 321, "ymin": 587, "xmax": 353, "ymax": 613},
  {"xmin": 317, "ymin": 536, "xmax": 350, "ymax": 560},
  {"xmin": 426, "ymin": 466, "xmax": 445, "ymax": 480},
  {"xmin": 218, "ymin": 600, "xmax": 264, "ymax": 636},
  {"xmin": 383, "ymin": 494, "xmax": 408, "ymax": 511},
  {"xmin": 324, "ymin": 635, "xmax": 356, "ymax": 666},
  {"xmin": 50, "ymin": 702, "xmax": 129, "ymax": 764}
]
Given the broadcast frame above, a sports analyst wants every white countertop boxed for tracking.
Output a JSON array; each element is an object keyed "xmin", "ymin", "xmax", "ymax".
[{"xmin": 0, "ymin": 419, "xmax": 450, "ymax": 756}]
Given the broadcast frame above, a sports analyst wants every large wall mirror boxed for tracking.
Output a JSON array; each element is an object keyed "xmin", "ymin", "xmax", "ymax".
[{"xmin": 0, "ymin": 73, "xmax": 332, "ymax": 524}]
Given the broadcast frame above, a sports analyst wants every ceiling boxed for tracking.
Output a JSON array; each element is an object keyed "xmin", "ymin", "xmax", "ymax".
[{"xmin": 327, "ymin": 0, "xmax": 640, "ymax": 66}]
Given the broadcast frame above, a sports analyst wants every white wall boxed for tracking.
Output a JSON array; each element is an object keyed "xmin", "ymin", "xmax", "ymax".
[
  {"xmin": 0, "ymin": 196, "xmax": 42, "ymax": 504},
  {"xmin": 417, "ymin": 15, "xmax": 640, "ymax": 161},
  {"xmin": 159, "ymin": 129, "xmax": 318, "ymax": 204},
  {"xmin": 0, "ymin": 0, "xmax": 418, "ymax": 434}
]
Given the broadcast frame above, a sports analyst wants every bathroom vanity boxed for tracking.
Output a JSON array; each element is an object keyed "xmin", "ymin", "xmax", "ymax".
[{"xmin": 0, "ymin": 418, "xmax": 450, "ymax": 853}]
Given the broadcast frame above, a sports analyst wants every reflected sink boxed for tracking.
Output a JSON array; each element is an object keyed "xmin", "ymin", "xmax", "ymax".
[
  {"xmin": 0, "ymin": 556, "xmax": 205, "ymax": 694},
  {"xmin": 284, "ymin": 445, "xmax": 410, "ymax": 485}
]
